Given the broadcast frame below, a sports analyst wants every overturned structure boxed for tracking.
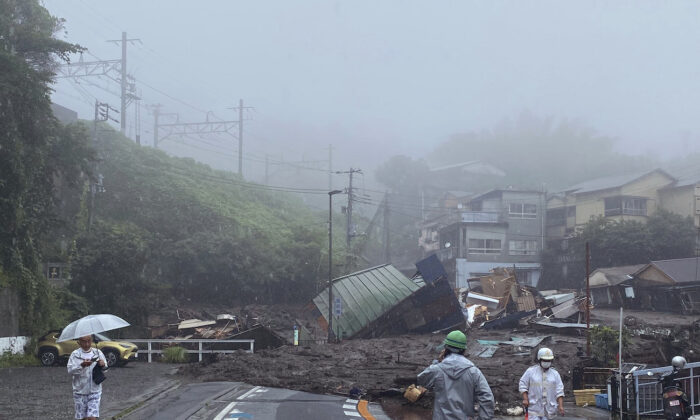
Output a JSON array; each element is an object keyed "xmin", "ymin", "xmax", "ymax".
[{"xmin": 310, "ymin": 260, "xmax": 464, "ymax": 339}]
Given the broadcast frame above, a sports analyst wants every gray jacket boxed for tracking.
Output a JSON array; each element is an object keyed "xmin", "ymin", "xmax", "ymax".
[{"xmin": 417, "ymin": 354, "xmax": 495, "ymax": 420}]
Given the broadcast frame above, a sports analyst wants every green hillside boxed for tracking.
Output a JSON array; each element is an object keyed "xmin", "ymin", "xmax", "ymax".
[{"xmin": 67, "ymin": 126, "xmax": 336, "ymax": 324}]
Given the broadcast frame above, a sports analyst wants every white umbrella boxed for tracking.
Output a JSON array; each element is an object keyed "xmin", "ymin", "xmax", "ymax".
[{"xmin": 57, "ymin": 314, "xmax": 130, "ymax": 342}]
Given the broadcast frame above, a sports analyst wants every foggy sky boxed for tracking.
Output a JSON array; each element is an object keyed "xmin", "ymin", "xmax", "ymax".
[{"xmin": 45, "ymin": 0, "xmax": 700, "ymax": 178}]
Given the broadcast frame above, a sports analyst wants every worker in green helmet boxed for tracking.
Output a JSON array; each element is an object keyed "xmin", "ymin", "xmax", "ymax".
[{"xmin": 417, "ymin": 330, "xmax": 495, "ymax": 420}]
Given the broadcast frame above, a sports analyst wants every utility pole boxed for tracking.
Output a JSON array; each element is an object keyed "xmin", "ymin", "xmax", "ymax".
[
  {"xmin": 228, "ymin": 99, "xmax": 254, "ymax": 177},
  {"xmin": 336, "ymin": 168, "xmax": 362, "ymax": 248},
  {"xmin": 106, "ymin": 32, "xmax": 141, "ymax": 134},
  {"xmin": 586, "ymin": 241, "xmax": 591, "ymax": 357},
  {"xmin": 327, "ymin": 144, "xmax": 334, "ymax": 191},
  {"xmin": 328, "ymin": 189, "xmax": 343, "ymax": 343},
  {"xmin": 384, "ymin": 192, "xmax": 391, "ymax": 263},
  {"xmin": 151, "ymin": 104, "xmax": 162, "ymax": 148},
  {"xmin": 87, "ymin": 101, "xmax": 118, "ymax": 232},
  {"xmin": 265, "ymin": 155, "xmax": 270, "ymax": 185},
  {"xmin": 120, "ymin": 31, "xmax": 126, "ymax": 133}
]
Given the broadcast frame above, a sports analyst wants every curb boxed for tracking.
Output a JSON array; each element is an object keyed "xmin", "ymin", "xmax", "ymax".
[{"xmin": 108, "ymin": 377, "xmax": 182, "ymax": 419}]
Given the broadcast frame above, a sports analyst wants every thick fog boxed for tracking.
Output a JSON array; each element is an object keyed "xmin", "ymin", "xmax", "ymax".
[{"xmin": 46, "ymin": 0, "xmax": 700, "ymax": 182}]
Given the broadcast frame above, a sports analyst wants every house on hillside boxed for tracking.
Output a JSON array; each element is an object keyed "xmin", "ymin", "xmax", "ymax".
[
  {"xmin": 546, "ymin": 169, "xmax": 677, "ymax": 239},
  {"xmin": 587, "ymin": 264, "xmax": 645, "ymax": 307},
  {"xmin": 434, "ymin": 188, "xmax": 545, "ymax": 288},
  {"xmin": 659, "ymin": 170, "xmax": 700, "ymax": 228},
  {"xmin": 625, "ymin": 258, "xmax": 700, "ymax": 314}
]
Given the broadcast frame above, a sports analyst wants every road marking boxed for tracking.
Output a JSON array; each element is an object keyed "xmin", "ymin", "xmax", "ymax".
[
  {"xmin": 344, "ymin": 411, "xmax": 361, "ymax": 417},
  {"xmin": 345, "ymin": 398, "xmax": 359, "ymax": 404},
  {"xmin": 213, "ymin": 386, "xmax": 261, "ymax": 419},
  {"xmin": 357, "ymin": 400, "xmax": 377, "ymax": 420},
  {"xmin": 214, "ymin": 402, "xmax": 237, "ymax": 420},
  {"xmin": 239, "ymin": 386, "xmax": 262, "ymax": 400},
  {"xmin": 228, "ymin": 409, "xmax": 253, "ymax": 419},
  {"xmin": 343, "ymin": 404, "xmax": 357, "ymax": 409}
]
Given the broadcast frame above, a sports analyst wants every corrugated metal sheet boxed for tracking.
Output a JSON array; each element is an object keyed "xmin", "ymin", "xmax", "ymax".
[{"xmin": 313, "ymin": 264, "xmax": 421, "ymax": 339}]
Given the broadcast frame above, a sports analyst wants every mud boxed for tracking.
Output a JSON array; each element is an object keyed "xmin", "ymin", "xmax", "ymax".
[{"xmin": 178, "ymin": 328, "xmax": 586, "ymax": 413}]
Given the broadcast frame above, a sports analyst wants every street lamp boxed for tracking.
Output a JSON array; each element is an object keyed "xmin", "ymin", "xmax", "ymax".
[{"xmin": 328, "ymin": 189, "xmax": 343, "ymax": 343}]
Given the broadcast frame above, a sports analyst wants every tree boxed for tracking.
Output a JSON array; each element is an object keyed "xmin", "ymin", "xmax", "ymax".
[
  {"xmin": 0, "ymin": 0, "xmax": 92, "ymax": 333},
  {"xmin": 541, "ymin": 211, "xmax": 697, "ymax": 289}
]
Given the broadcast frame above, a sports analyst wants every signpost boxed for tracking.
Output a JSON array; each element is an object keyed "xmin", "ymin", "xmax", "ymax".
[{"xmin": 333, "ymin": 297, "xmax": 342, "ymax": 341}]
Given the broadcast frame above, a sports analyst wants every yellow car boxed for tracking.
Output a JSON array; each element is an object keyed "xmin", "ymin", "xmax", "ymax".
[{"xmin": 37, "ymin": 330, "xmax": 139, "ymax": 367}]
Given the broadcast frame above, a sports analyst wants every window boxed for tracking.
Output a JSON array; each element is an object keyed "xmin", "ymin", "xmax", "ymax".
[
  {"xmin": 604, "ymin": 196, "xmax": 647, "ymax": 216},
  {"xmin": 622, "ymin": 198, "xmax": 647, "ymax": 216},
  {"xmin": 468, "ymin": 238, "xmax": 502, "ymax": 254},
  {"xmin": 509, "ymin": 240, "xmax": 538, "ymax": 255},
  {"xmin": 509, "ymin": 203, "xmax": 537, "ymax": 219}
]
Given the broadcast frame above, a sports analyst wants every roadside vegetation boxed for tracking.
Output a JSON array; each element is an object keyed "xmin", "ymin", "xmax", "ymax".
[
  {"xmin": 0, "ymin": 351, "xmax": 41, "ymax": 368},
  {"xmin": 161, "ymin": 346, "xmax": 188, "ymax": 363}
]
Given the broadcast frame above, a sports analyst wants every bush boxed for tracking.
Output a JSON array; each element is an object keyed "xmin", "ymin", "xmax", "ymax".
[
  {"xmin": 0, "ymin": 352, "xmax": 41, "ymax": 368},
  {"xmin": 590, "ymin": 325, "xmax": 630, "ymax": 367},
  {"xmin": 161, "ymin": 346, "xmax": 188, "ymax": 363}
]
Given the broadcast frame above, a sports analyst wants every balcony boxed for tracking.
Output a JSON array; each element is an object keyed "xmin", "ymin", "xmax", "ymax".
[{"xmin": 460, "ymin": 211, "xmax": 503, "ymax": 223}]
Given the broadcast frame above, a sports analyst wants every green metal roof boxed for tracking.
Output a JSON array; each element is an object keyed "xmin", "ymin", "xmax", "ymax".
[{"xmin": 313, "ymin": 264, "xmax": 422, "ymax": 338}]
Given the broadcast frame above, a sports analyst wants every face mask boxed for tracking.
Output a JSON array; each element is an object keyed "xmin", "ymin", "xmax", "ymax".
[{"xmin": 540, "ymin": 361, "xmax": 552, "ymax": 369}]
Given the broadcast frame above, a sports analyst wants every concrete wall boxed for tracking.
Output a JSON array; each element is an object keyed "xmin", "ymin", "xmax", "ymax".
[
  {"xmin": 0, "ymin": 288, "xmax": 21, "ymax": 338},
  {"xmin": 0, "ymin": 336, "xmax": 30, "ymax": 354}
]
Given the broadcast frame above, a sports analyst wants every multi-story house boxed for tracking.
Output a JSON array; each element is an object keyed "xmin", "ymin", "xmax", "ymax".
[
  {"xmin": 546, "ymin": 169, "xmax": 677, "ymax": 238},
  {"xmin": 435, "ymin": 188, "xmax": 546, "ymax": 288}
]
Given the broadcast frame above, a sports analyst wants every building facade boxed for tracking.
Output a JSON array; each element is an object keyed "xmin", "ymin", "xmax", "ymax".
[{"xmin": 435, "ymin": 189, "xmax": 545, "ymax": 288}]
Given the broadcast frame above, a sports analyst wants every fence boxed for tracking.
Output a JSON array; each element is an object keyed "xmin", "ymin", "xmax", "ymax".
[
  {"xmin": 632, "ymin": 361, "xmax": 700, "ymax": 419},
  {"xmin": 124, "ymin": 339, "xmax": 255, "ymax": 363}
]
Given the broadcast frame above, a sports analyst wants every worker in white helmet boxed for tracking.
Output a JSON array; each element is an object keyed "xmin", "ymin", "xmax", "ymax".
[{"xmin": 519, "ymin": 347, "xmax": 565, "ymax": 419}]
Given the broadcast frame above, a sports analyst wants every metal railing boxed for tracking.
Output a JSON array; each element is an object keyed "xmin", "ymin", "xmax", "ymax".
[
  {"xmin": 633, "ymin": 361, "xmax": 700, "ymax": 419},
  {"xmin": 124, "ymin": 339, "xmax": 255, "ymax": 363}
]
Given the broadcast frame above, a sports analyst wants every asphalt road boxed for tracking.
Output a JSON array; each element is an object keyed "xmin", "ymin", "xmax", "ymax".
[{"xmin": 122, "ymin": 381, "xmax": 391, "ymax": 420}]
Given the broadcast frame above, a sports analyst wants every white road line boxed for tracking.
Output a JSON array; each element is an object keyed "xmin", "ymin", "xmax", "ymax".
[
  {"xmin": 213, "ymin": 386, "xmax": 261, "ymax": 419},
  {"xmin": 345, "ymin": 398, "xmax": 359, "ymax": 404},
  {"xmin": 344, "ymin": 411, "xmax": 361, "ymax": 417},
  {"xmin": 239, "ymin": 386, "xmax": 262, "ymax": 399},
  {"xmin": 343, "ymin": 404, "xmax": 357, "ymax": 409},
  {"xmin": 213, "ymin": 402, "xmax": 237, "ymax": 420}
]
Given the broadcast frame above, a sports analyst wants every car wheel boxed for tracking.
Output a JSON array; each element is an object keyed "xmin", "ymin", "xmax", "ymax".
[
  {"xmin": 39, "ymin": 349, "xmax": 58, "ymax": 366},
  {"xmin": 103, "ymin": 350, "xmax": 119, "ymax": 367}
]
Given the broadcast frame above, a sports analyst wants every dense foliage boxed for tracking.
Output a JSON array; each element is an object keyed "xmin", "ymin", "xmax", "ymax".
[
  {"xmin": 590, "ymin": 325, "xmax": 630, "ymax": 367},
  {"xmin": 540, "ymin": 210, "xmax": 697, "ymax": 289},
  {"xmin": 0, "ymin": 0, "xmax": 93, "ymax": 334},
  {"xmin": 68, "ymin": 128, "xmax": 333, "ymax": 324}
]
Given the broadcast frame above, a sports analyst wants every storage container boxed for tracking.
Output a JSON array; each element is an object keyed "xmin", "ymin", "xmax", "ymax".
[
  {"xmin": 573, "ymin": 389, "xmax": 602, "ymax": 406},
  {"xmin": 594, "ymin": 393, "xmax": 609, "ymax": 410}
]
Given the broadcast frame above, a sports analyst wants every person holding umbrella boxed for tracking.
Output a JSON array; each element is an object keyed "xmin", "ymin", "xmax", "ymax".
[
  {"xmin": 60, "ymin": 314, "xmax": 130, "ymax": 420},
  {"xmin": 67, "ymin": 335, "xmax": 107, "ymax": 420}
]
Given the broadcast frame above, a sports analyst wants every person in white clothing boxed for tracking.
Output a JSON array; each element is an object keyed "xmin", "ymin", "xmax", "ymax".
[
  {"xmin": 519, "ymin": 347, "xmax": 565, "ymax": 420},
  {"xmin": 67, "ymin": 335, "xmax": 107, "ymax": 420}
]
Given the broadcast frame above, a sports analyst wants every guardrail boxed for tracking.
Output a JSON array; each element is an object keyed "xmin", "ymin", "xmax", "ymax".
[
  {"xmin": 632, "ymin": 361, "xmax": 700, "ymax": 419},
  {"xmin": 124, "ymin": 339, "xmax": 255, "ymax": 363}
]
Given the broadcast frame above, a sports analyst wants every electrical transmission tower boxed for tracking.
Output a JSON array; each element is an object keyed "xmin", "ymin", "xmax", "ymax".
[{"xmin": 56, "ymin": 32, "xmax": 141, "ymax": 136}]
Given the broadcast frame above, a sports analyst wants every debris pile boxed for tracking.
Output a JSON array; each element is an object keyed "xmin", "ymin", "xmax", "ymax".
[{"xmin": 458, "ymin": 268, "xmax": 590, "ymax": 331}]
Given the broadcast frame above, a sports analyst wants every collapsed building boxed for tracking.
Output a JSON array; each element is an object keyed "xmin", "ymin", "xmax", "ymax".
[{"xmin": 309, "ymin": 256, "xmax": 465, "ymax": 340}]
